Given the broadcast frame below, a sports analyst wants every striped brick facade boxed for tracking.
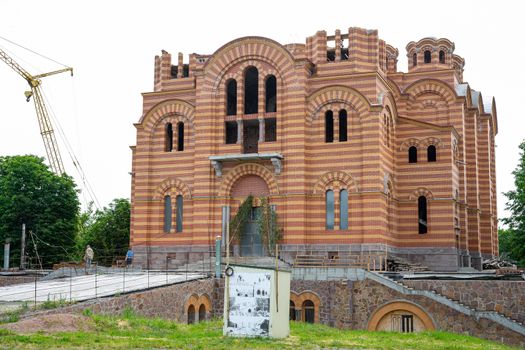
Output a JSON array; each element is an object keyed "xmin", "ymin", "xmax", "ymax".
[{"xmin": 130, "ymin": 28, "xmax": 498, "ymax": 271}]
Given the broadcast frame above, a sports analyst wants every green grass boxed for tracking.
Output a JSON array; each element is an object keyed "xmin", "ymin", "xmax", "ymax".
[{"xmin": 0, "ymin": 310, "xmax": 519, "ymax": 350}]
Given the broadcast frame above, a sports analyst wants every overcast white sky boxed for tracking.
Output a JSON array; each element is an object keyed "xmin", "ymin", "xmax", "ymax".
[{"xmin": 0, "ymin": 0, "xmax": 523, "ymax": 221}]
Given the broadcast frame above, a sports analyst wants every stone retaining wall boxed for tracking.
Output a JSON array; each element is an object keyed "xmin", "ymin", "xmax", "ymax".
[
  {"xmin": 290, "ymin": 279, "xmax": 525, "ymax": 347},
  {"xmin": 15, "ymin": 276, "xmax": 525, "ymax": 347},
  {"xmin": 23, "ymin": 278, "xmax": 215, "ymax": 323},
  {"xmin": 403, "ymin": 280, "xmax": 525, "ymax": 324}
]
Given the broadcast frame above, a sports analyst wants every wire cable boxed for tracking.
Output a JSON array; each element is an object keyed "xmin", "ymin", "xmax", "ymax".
[
  {"xmin": 40, "ymin": 89, "xmax": 101, "ymax": 209},
  {"xmin": 0, "ymin": 35, "xmax": 69, "ymax": 68}
]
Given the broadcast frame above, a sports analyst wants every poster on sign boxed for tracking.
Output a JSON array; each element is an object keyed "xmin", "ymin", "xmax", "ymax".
[{"xmin": 225, "ymin": 271, "xmax": 271, "ymax": 336}]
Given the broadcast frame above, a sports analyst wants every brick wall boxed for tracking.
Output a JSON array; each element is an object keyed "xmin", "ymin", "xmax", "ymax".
[{"xmin": 131, "ymin": 28, "xmax": 498, "ymax": 272}]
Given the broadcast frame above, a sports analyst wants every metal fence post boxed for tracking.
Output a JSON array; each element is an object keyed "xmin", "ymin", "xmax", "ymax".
[
  {"xmin": 69, "ymin": 267, "xmax": 72, "ymax": 302},
  {"xmin": 123, "ymin": 264, "xmax": 126, "ymax": 293},
  {"xmin": 185, "ymin": 253, "xmax": 188, "ymax": 281},
  {"xmin": 95, "ymin": 262, "xmax": 98, "ymax": 298},
  {"xmin": 34, "ymin": 273, "xmax": 37, "ymax": 308},
  {"xmin": 165, "ymin": 256, "xmax": 168, "ymax": 284},
  {"xmin": 215, "ymin": 236, "xmax": 221, "ymax": 278}
]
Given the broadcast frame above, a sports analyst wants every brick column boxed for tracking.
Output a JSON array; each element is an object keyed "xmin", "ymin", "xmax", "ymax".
[
  {"xmin": 335, "ymin": 29, "xmax": 341, "ymax": 62},
  {"xmin": 236, "ymin": 119, "xmax": 243, "ymax": 145},
  {"xmin": 258, "ymin": 117, "xmax": 265, "ymax": 142}
]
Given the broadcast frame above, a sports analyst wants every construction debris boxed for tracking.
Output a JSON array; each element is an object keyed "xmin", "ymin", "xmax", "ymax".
[
  {"xmin": 482, "ymin": 257, "xmax": 516, "ymax": 270},
  {"xmin": 387, "ymin": 256, "xmax": 430, "ymax": 272}
]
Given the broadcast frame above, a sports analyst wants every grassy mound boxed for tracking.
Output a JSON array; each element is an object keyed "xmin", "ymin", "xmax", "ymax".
[{"xmin": 0, "ymin": 310, "xmax": 519, "ymax": 349}]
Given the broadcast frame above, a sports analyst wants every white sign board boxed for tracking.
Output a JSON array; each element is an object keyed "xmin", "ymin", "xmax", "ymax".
[{"xmin": 225, "ymin": 271, "xmax": 271, "ymax": 336}]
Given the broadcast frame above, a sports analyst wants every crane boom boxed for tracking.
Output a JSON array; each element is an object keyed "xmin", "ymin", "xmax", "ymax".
[{"xmin": 0, "ymin": 47, "xmax": 72, "ymax": 175}]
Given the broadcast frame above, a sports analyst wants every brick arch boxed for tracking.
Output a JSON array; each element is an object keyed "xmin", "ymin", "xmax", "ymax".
[
  {"xmin": 400, "ymin": 138, "xmax": 421, "ymax": 151},
  {"xmin": 203, "ymin": 36, "xmax": 296, "ymax": 93},
  {"xmin": 385, "ymin": 77, "xmax": 402, "ymax": 100},
  {"xmin": 197, "ymin": 294, "xmax": 212, "ymax": 311},
  {"xmin": 313, "ymin": 171, "xmax": 357, "ymax": 194},
  {"xmin": 381, "ymin": 93, "xmax": 398, "ymax": 127},
  {"xmin": 231, "ymin": 175, "xmax": 270, "ymax": 198},
  {"xmin": 404, "ymin": 79, "xmax": 457, "ymax": 105},
  {"xmin": 184, "ymin": 293, "xmax": 212, "ymax": 322},
  {"xmin": 409, "ymin": 187, "xmax": 434, "ymax": 200},
  {"xmin": 139, "ymin": 99, "xmax": 195, "ymax": 132},
  {"xmin": 219, "ymin": 163, "xmax": 279, "ymax": 197},
  {"xmin": 307, "ymin": 86, "xmax": 370, "ymax": 125},
  {"xmin": 290, "ymin": 290, "xmax": 322, "ymax": 323},
  {"xmin": 367, "ymin": 300, "xmax": 436, "ymax": 331},
  {"xmin": 420, "ymin": 137, "xmax": 443, "ymax": 149},
  {"xmin": 155, "ymin": 177, "xmax": 192, "ymax": 199}
]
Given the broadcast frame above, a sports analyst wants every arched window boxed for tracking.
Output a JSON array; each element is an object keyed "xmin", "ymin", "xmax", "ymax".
[
  {"xmin": 439, "ymin": 50, "xmax": 445, "ymax": 64},
  {"xmin": 424, "ymin": 50, "xmax": 431, "ymax": 63},
  {"xmin": 325, "ymin": 110, "xmax": 334, "ymax": 143},
  {"xmin": 226, "ymin": 79, "xmax": 237, "ymax": 116},
  {"xmin": 413, "ymin": 53, "xmax": 417, "ymax": 66},
  {"xmin": 187, "ymin": 305, "xmax": 195, "ymax": 324},
  {"xmin": 163, "ymin": 195, "xmax": 172, "ymax": 232},
  {"xmin": 265, "ymin": 75, "xmax": 276, "ymax": 113},
  {"xmin": 165, "ymin": 123, "xmax": 173, "ymax": 152},
  {"xmin": 339, "ymin": 110, "xmax": 347, "ymax": 142},
  {"xmin": 326, "ymin": 190, "xmax": 334, "ymax": 230},
  {"xmin": 418, "ymin": 196, "xmax": 428, "ymax": 234},
  {"xmin": 177, "ymin": 122, "xmax": 184, "ymax": 151},
  {"xmin": 198, "ymin": 304, "xmax": 206, "ymax": 322},
  {"xmin": 427, "ymin": 145, "xmax": 437, "ymax": 162},
  {"xmin": 244, "ymin": 66, "xmax": 258, "ymax": 114},
  {"xmin": 289, "ymin": 301, "xmax": 296, "ymax": 321},
  {"xmin": 302, "ymin": 300, "xmax": 315, "ymax": 323},
  {"xmin": 408, "ymin": 146, "xmax": 418, "ymax": 163},
  {"xmin": 340, "ymin": 189, "xmax": 348, "ymax": 230},
  {"xmin": 176, "ymin": 195, "xmax": 183, "ymax": 232}
]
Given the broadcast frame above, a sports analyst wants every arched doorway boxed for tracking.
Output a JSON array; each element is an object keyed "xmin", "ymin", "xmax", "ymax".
[
  {"xmin": 187, "ymin": 305, "xmax": 196, "ymax": 324},
  {"xmin": 289, "ymin": 300, "xmax": 296, "ymax": 321},
  {"xmin": 198, "ymin": 304, "xmax": 206, "ymax": 322},
  {"xmin": 230, "ymin": 174, "xmax": 270, "ymax": 257},
  {"xmin": 367, "ymin": 301, "xmax": 435, "ymax": 333},
  {"xmin": 302, "ymin": 300, "xmax": 315, "ymax": 323}
]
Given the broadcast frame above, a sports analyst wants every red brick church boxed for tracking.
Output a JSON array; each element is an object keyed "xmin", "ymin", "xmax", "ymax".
[{"xmin": 130, "ymin": 27, "xmax": 498, "ymax": 271}]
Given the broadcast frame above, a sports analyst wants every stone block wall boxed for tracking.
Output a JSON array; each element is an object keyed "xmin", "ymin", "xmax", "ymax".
[
  {"xmin": 290, "ymin": 278, "xmax": 524, "ymax": 347},
  {"xmin": 403, "ymin": 280, "xmax": 525, "ymax": 323},
  {"xmin": 24, "ymin": 278, "xmax": 216, "ymax": 323},
  {"xmin": 16, "ymin": 276, "xmax": 525, "ymax": 347}
]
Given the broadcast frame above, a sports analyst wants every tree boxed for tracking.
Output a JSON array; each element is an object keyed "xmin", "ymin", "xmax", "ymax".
[
  {"xmin": 76, "ymin": 198, "xmax": 130, "ymax": 266},
  {"xmin": 229, "ymin": 195, "xmax": 253, "ymax": 246},
  {"xmin": 0, "ymin": 155, "xmax": 79, "ymax": 268},
  {"xmin": 257, "ymin": 197, "xmax": 282, "ymax": 256},
  {"xmin": 502, "ymin": 140, "xmax": 525, "ymax": 266}
]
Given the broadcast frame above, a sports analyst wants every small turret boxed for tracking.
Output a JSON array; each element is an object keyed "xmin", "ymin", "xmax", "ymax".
[{"xmin": 406, "ymin": 37, "xmax": 464, "ymax": 80}]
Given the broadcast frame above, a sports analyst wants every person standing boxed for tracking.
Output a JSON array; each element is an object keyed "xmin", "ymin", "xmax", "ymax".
[
  {"xmin": 84, "ymin": 245, "xmax": 94, "ymax": 270},
  {"xmin": 125, "ymin": 248, "xmax": 134, "ymax": 267}
]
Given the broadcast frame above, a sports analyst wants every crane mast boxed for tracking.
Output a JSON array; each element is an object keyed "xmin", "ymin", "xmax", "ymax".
[{"xmin": 0, "ymin": 48, "xmax": 72, "ymax": 175}]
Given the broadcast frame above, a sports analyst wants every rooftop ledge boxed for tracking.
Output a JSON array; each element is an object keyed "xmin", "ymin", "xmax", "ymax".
[{"xmin": 209, "ymin": 153, "xmax": 283, "ymax": 177}]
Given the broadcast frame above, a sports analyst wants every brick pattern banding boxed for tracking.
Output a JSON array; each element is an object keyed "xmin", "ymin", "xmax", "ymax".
[{"xmin": 131, "ymin": 28, "xmax": 498, "ymax": 271}]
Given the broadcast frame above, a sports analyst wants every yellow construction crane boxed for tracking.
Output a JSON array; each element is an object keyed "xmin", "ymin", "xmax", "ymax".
[{"xmin": 0, "ymin": 48, "xmax": 72, "ymax": 175}]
